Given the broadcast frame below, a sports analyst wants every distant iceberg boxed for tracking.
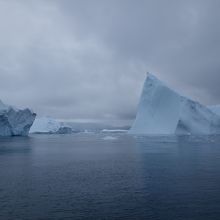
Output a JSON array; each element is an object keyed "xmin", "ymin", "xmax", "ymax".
[
  {"xmin": 129, "ymin": 73, "xmax": 220, "ymax": 135},
  {"xmin": 30, "ymin": 116, "xmax": 60, "ymax": 133},
  {"xmin": 101, "ymin": 129, "xmax": 128, "ymax": 133},
  {"xmin": 30, "ymin": 116, "xmax": 72, "ymax": 134},
  {"xmin": 0, "ymin": 100, "xmax": 36, "ymax": 136},
  {"xmin": 56, "ymin": 126, "xmax": 72, "ymax": 134},
  {"xmin": 102, "ymin": 136, "xmax": 118, "ymax": 140}
]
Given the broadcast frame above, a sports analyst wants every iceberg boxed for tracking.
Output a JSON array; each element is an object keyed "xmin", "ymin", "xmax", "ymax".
[
  {"xmin": 0, "ymin": 100, "xmax": 36, "ymax": 136},
  {"xmin": 129, "ymin": 73, "xmax": 220, "ymax": 135},
  {"xmin": 101, "ymin": 129, "xmax": 128, "ymax": 133},
  {"xmin": 30, "ymin": 116, "xmax": 61, "ymax": 133},
  {"xmin": 30, "ymin": 117, "xmax": 72, "ymax": 134},
  {"xmin": 102, "ymin": 136, "xmax": 118, "ymax": 140}
]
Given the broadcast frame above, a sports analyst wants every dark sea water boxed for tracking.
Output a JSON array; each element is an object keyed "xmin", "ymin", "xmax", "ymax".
[{"xmin": 0, "ymin": 133, "xmax": 220, "ymax": 220}]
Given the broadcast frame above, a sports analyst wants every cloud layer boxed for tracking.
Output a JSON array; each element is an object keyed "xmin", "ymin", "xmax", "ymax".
[{"xmin": 0, "ymin": 0, "xmax": 220, "ymax": 121}]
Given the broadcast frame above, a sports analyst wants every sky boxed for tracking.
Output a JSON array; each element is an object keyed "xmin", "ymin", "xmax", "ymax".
[{"xmin": 0, "ymin": 0, "xmax": 220, "ymax": 122}]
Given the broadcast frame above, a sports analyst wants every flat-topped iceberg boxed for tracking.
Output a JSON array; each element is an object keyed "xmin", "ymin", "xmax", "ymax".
[
  {"xmin": 0, "ymin": 100, "xmax": 36, "ymax": 136},
  {"xmin": 129, "ymin": 73, "xmax": 220, "ymax": 135},
  {"xmin": 30, "ymin": 117, "xmax": 60, "ymax": 133},
  {"xmin": 30, "ymin": 116, "xmax": 72, "ymax": 134}
]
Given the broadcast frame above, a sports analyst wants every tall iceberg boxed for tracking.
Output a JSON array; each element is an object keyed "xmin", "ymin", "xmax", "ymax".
[
  {"xmin": 0, "ymin": 100, "xmax": 36, "ymax": 136},
  {"xmin": 129, "ymin": 73, "xmax": 220, "ymax": 135}
]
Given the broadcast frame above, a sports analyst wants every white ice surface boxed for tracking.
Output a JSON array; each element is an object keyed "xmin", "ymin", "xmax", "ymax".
[{"xmin": 30, "ymin": 117, "xmax": 61, "ymax": 133}]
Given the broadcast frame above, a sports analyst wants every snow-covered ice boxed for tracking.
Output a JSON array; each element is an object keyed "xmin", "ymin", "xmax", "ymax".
[
  {"xmin": 129, "ymin": 73, "xmax": 220, "ymax": 135},
  {"xmin": 0, "ymin": 100, "xmax": 36, "ymax": 136}
]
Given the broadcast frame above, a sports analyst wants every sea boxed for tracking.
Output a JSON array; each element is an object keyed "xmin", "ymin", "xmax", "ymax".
[{"xmin": 0, "ymin": 133, "xmax": 220, "ymax": 220}]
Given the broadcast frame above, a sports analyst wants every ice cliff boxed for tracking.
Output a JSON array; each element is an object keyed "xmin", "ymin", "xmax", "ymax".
[
  {"xmin": 0, "ymin": 100, "xmax": 36, "ymax": 136},
  {"xmin": 129, "ymin": 73, "xmax": 220, "ymax": 135}
]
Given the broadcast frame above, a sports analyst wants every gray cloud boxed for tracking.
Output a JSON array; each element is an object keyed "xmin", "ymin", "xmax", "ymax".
[{"xmin": 0, "ymin": 0, "xmax": 220, "ymax": 121}]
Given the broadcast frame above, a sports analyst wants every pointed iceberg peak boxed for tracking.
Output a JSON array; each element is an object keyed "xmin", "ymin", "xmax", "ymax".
[
  {"xmin": 145, "ymin": 72, "xmax": 166, "ymax": 87},
  {"xmin": 129, "ymin": 73, "xmax": 220, "ymax": 135},
  {"xmin": 146, "ymin": 72, "xmax": 158, "ymax": 79},
  {"xmin": 146, "ymin": 72, "xmax": 159, "ymax": 81}
]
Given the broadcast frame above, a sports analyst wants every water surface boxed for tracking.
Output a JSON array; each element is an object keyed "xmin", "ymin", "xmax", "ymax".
[{"xmin": 0, "ymin": 134, "xmax": 220, "ymax": 219}]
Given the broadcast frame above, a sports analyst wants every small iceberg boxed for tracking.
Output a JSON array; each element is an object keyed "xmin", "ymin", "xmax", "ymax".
[
  {"xmin": 101, "ymin": 129, "xmax": 128, "ymax": 133},
  {"xmin": 56, "ymin": 126, "xmax": 72, "ymax": 134},
  {"xmin": 102, "ymin": 136, "xmax": 118, "ymax": 140}
]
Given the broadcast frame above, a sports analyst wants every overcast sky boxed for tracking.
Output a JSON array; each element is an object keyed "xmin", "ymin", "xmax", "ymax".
[{"xmin": 0, "ymin": 0, "xmax": 220, "ymax": 121}]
